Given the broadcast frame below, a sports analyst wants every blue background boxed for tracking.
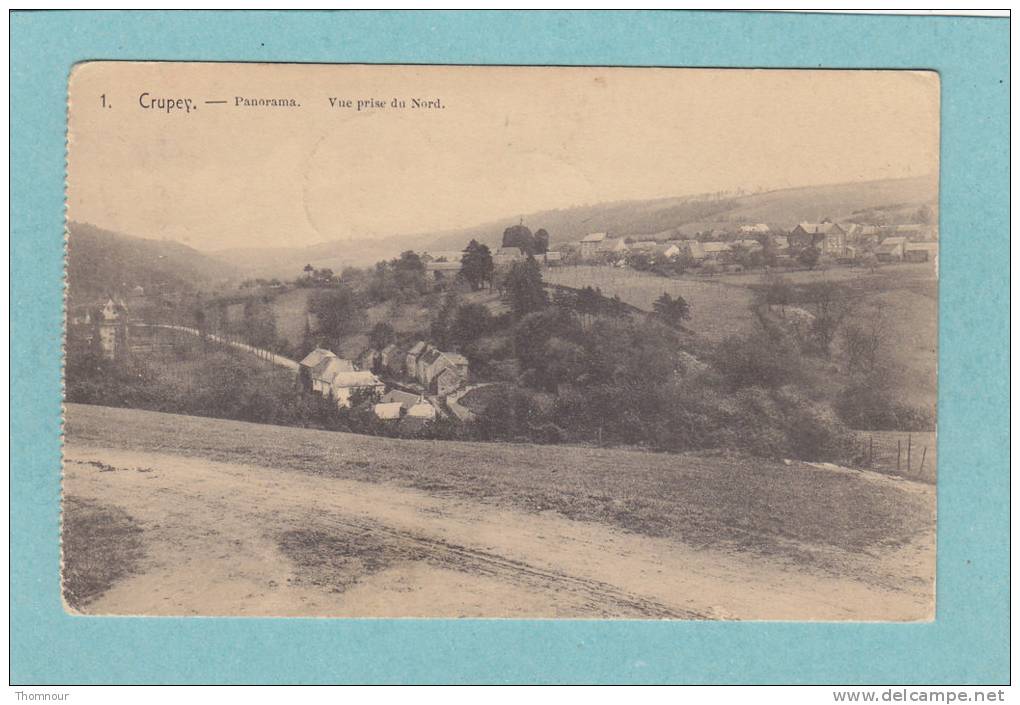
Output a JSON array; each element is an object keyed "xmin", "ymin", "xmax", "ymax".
[{"xmin": 10, "ymin": 11, "xmax": 1010, "ymax": 684}]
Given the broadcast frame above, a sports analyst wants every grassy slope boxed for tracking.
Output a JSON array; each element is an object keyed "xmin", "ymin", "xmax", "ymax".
[
  {"xmin": 544, "ymin": 266, "xmax": 756, "ymax": 342},
  {"xmin": 65, "ymin": 404, "xmax": 933, "ymax": 565},
  {"xmin": 270, "ymin": 288, "xmax": 314, "ymax": 347},
  {"xmin": 545, "ymin": 262, "xmax": 937, "ymax": 412},
  {"xmin": 61, "ymin": 495, "xmax": 145, "ymax": 610}
]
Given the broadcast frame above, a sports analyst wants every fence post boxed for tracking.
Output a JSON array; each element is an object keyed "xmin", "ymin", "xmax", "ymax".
[
  {"xmin": 897, "ymin": 440, "xmax": 901, "ymax": 472},
  {"xmin": 869, "ymin": 436, "xmax": 874, "ymax": 466},
  {"xmin": 907, "ymin": 434, "xmax": 912, "ymax": 472},
  {"xmin": 919, "ymin": 446, "xmax": 927, "ymax": 476}
]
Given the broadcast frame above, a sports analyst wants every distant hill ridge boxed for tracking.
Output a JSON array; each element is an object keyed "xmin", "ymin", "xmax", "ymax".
[
  {"xmin": 76, "ymin": 175, "xmax": 937, "ymax": 283},
  {"xmin": 66, "ymin": 222, "xmax": 237, "ymax": 301}
]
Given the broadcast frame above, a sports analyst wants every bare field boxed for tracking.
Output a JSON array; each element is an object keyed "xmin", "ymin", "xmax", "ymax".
[{"xmin": 62, "ymin": 404, "xmax": 934, "ymax": 619}]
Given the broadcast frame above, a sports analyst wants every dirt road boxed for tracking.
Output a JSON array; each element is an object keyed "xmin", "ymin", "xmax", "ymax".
[{"xmin": 62, "ymin": 444, "xmax": 933, "ymax": 620}]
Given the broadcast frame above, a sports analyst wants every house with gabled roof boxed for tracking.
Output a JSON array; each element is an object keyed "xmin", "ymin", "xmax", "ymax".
[
  {"xmin": 876, "ymin": 236, "xmax": 908, "ymax": 262},
  {"xmin": 309, "ymin": 356, "xmax": 356, "ymax": 396},
  {"xmin": 373, "ymin": 402, "xmax": 404, "ymax": 420},
  {"xmin": 426, "ymin": 351, "xmax": 470, "ymax": 393},
  {"xmin": 580, "ymin": 232, "xmax": 607, "ymax": 259},
  {"xmin": 679, "ymin": 240, "xmax": 706, "ymax": 261},
  {"xmin": 598, "ymin": 237, "xmax": 628, "ymax": 256},
  {"xmin": 904, "ymin": 241, "xmax": 938, "ymax": 263},
  {"xmin": 380, "ymin": 343, "xmax": 399, "ymax": 370},
  {"xmin": 300, "ymin": 348, "xmax": 381, "ymax": 405},
  {"xmin": 328, "ymin": 370, "xmax": 385, "ymax": 408},
  {"xmin": 405, "ymin": 341, "xmax": 428, "ymax": 378},
  {"xmin": 380, "ymin": 388, "xmax": 420, "ymax": 412},
  {"xmin": 89, "ymin": 297, "xmax": 130, "ymax": 360},
  {"xmin": 300, "ymin": 348, "xmax": 334, "ymax": 372},
  {"xmin": 414, "ymin": 345, "xmax": 438, "ymax": 384},
  {"xmin": 790, "ymin": 222, "xmax": 848, "ymax": 255},
  {"xmin": 407, "ymin": 396, "xmax": 438, "ymax": 420},
  {"xmin": 701, "ymin": 242, "xmax": 733, "ymax": 261}
]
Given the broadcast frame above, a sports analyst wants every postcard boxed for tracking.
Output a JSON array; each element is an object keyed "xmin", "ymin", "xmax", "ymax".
[{"xmin": 63, "ymin": 62, "xmax": 939, "ymax": 620}]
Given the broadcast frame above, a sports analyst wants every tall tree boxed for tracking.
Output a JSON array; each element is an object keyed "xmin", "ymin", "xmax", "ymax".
[
  {"xmin": 505, "ymin": 256, "xmax": 548, "ymax": 318},
  {"xmin": 460, "ymin": 239, "xmax": 494, "ymax": 291},
  {"xmin": 797, "ymin": 245, "xmax": 821, "ymax": 270},
  {"xmin": 391, "ymin": 251, "xmax": 427, "ymax": 298},
  {"xmin": 307, "ymin": 286, "xmax": 364, "ymax": 348},
  {"xmin": 652, "ymin": 292, "xmax": 691, "ymax": 327},
  {"xmin": 449, "ymin": 303, "xmax": 494, "ymax": 348},
  {"xmin": 534, "ymin": 228, "xmax": 550, "ymax": 255},
  {"xmin": 502, "ymin": 224, "xmax": 535, "ymax": 254}
]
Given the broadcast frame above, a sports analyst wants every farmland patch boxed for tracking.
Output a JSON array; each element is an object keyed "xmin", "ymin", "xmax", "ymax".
[{"xmin": 544, "ymin": 266, "xmax": 756, "ymax": 341}]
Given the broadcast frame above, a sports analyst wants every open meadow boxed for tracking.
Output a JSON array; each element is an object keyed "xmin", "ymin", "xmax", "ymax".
[
  {"xmin": 544, "ymin": 266, "xmax": 756, "ymax": 341},
  {"xmin": 62, "ymin": 403, "xmax": 935, "ymax": 619}
]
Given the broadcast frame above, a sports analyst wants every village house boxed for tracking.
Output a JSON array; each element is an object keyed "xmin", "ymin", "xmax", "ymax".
[
  {"xmin": 875, "ymin": 236, "xmax": 908, "ymax": 262},
  {"xmin": 311, "ymin": 356, "xmax": 355, "ymax": 394},
  {"xmin": 380, "ymin": 343, "xmax": 399, "ymax": 370},
  {"xmin": 679, "ymin": 240, "xmax": 706, "ymax": 262},
  {"xmin": 540, "ymin": 251, "xmax": 563, "ymax": 266},
  {"xmin": 656, "ymin": 243, "xmax": 682, "ymax": 259},
  {"xmin": 372, "ymin": 402, "xmax": 404, "ymax": 420},
  {"xmin": 380, "ymin": 388, "xmax": 419, "ymax": 410},
  {"xmin": 426, "ymin": 351, "xmax": 470, "ymax": 394},
  {"xmin": 843, "ymin": 224, "xmax": 882, "ymax": 249},
  {"xmin": 904, "ymin": 241, "xmax": 939, "ymax": 263},
  {"xmin": 407, "ymin": 396, "xmax": 438, "ymax": 420},
  {"xmin": 357, "ymin": 347, "xmax": 380, "ymax": 372},
  {"xmin": 69, "ymin": 298, "xmax": 129, "ymax": 359},
  {"xmin": 299, "ymin": 348, "xmax": 383, "ymax": 407},
  {"xmin": 739, "ymin": 223, "xmax": 770, "ymax": 235},
  {"xmin": 96, "ymin": 297, "xmax": 129, "ymax": 360},
  {"xmin": 434, "ymin": 367, "xmax": 463, "ymax": 396},
  {"xmin": 398, "ymin": 340, "xmax": 470, "ymax": 393},
  {"xmin": 328, "ymin": 370, "xmax": 386, "ymax": 408},
  {"xmin": 701, "ymin": 242, "xmax": 733, "ymax": 262},
  {"xmin": 579, "ymin": 232, "xmax": 607, "ymax": 259},
  {"xmin": 789, "ymin": 222, "xmax": 848, "ymax": 254},
  {"xmin": 598, "ymin": 237, "xmax": 628, "ymax": 257},
  {"xmin": 415, "ymin": 344, "xmax": 438, "ymax": 383},
  {"xmin": 299, "ymin": 348, "xmax": 333, "ymax": 378},
  {"xmin": 405, "ymin": 341, "xmax": 428, "ymax": 377}
]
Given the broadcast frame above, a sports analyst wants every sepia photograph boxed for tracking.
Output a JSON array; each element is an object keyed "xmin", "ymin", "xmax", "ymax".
[{"xmin": 62, "ymin": 62, "xmax": 939, "ymax": 620}]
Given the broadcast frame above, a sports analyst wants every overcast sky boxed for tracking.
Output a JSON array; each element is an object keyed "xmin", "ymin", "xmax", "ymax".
[{"xmin": 68, "ymin": 64, "xmax": 939, "ymax": 251}]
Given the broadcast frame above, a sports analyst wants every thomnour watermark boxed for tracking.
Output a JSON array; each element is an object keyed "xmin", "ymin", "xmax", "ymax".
[
  {"xmin": 13, "ymin": 693, "xmax": 70, "ymax": 702},
  {"xmin": 833, "ymin": 689, "xmax": 1007, "ymax": 703}
]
